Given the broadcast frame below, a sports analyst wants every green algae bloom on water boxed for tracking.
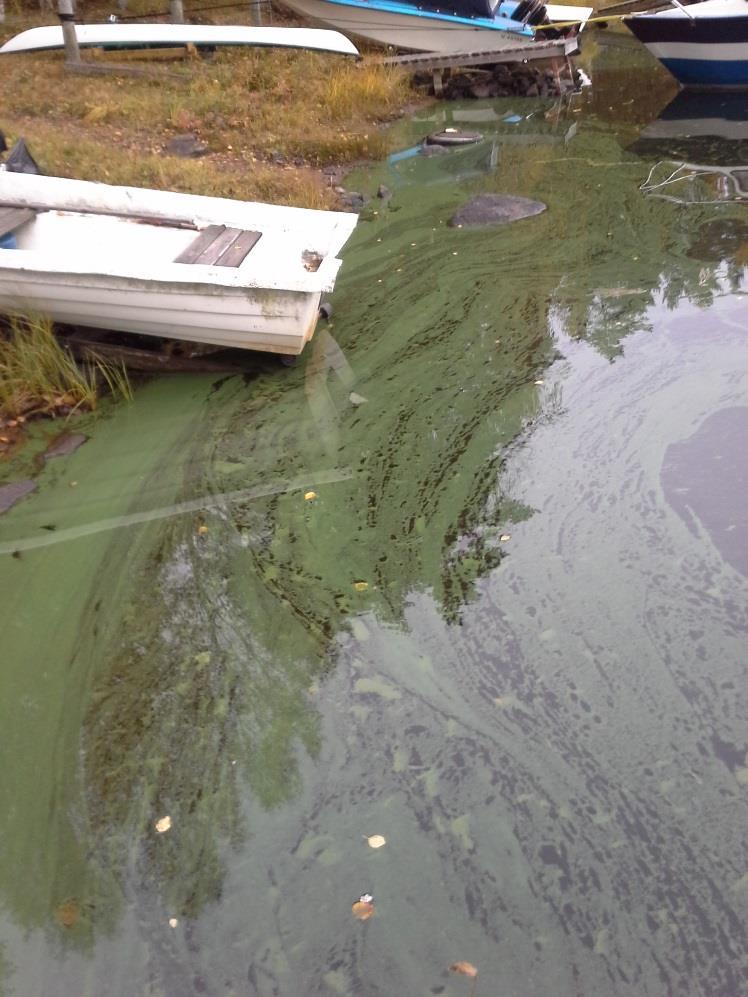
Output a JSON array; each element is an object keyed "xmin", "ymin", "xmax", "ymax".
[{"xmin": 0, "ymin": 47, "xmax": 747, "ymax": 997}]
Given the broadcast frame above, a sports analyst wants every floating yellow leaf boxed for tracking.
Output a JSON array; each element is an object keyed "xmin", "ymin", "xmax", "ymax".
[
  {"xmin": 352, "ymin": 899, "xmax": 375, "ymax": 921},
  {"xmin": 499, "ymin": 534, "xmax": 511, "ymax": 543},
  {"xmin": 450, "ymin": 961, "xmax": 479, "ymax": 978},
  {"xmin": 366, "ymin": 834, "xmax": 386, "ymax": 849},
  {"xmin": 304, "ymin": 491, "xmax": 317, "ymax": 501},
  {"xmin": 197, "ymin": 525, "xmax": 209, "ymax": 535},
  {"xmin": 353, "ymin": 581, "xmax": 369, "ymax": 592},
  {"xmin": 155, "ymin": 815, "xmax": 172, "ymax": 833},
  {"xmin": 55, "ymin": 900, "xmax": 79, "ymax": 928}
]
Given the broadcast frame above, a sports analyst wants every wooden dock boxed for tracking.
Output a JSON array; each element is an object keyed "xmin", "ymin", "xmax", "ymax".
[{"xmin": 383, "ymin": 36, "xmax": 579, "ymax": 93}]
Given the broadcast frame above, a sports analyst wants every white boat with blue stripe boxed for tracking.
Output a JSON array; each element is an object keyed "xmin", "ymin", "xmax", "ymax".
[
  {"xmin": 279, "ymin": 0, "xmax": 591, "ymax": 54},
  {"xmin": 626, "ymin": 0, "xmax": 748, "ymax": 90}
]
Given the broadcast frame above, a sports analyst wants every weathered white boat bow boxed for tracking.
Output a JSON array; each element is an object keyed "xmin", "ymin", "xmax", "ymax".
[{"xmin": 0, "ymin": 173, "xmax": 358, "ymax": 355}]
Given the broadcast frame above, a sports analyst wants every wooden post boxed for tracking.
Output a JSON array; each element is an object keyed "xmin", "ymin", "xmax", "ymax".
[
  {"xmin": 58, "ymin": 0, "xmax": 81, "ymax": 65},
  {"xmin": 169, "ymin": 0, "xmax": 185, "ymax": 23},
  {"xmin": 249, "ymin": 0, "xmax": 262, "ymax": 25}
]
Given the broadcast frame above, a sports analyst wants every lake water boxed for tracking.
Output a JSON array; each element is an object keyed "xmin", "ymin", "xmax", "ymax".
[{"xmin": 1, "ymin": 37, "xmax": 747, "ymax": 997}]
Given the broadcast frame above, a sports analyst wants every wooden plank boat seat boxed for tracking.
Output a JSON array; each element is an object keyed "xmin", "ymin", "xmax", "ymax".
[
  {"xmin": 0, "ymin": 206, "xmax": 36, "ymax": 240},
  {"xmin": 174, "ymin": 224, "xmax": 261, "ymax": 267}
]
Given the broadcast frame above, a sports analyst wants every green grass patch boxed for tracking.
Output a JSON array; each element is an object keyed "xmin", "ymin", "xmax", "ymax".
[{"xmin": 0, "ymin": 315, "xmax": 133, "ymax": 420}]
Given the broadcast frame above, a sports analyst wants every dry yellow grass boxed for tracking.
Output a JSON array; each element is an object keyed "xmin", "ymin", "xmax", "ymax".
[{"xmin": 0, "ymin": 4, "xmax": 414, "ymax": 206}]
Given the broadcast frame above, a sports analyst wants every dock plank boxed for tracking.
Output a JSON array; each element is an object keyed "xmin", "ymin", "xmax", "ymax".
[{"xmin": 382, "ymin": 37, "xmax": 576, "ymax": 71}]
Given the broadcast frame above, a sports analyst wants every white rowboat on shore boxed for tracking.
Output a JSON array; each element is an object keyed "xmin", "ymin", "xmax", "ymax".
[{"xmin": 0, "ymin": 173, "xmax": 358, "ymax": 355}]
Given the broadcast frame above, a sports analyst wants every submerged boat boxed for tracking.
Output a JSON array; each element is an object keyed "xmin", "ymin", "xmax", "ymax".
[
  {"xmin": 625, "ymin": 0, "xmax": 748, "ymax": 89},
  {"xmin": 0, "ymin": 23, "xmax": 359, "ymax": 57},
  {"xmin": 0, "ymin": 173, "xmax": 358, "ymax": 355},
  {"xmin": 278, "ymin": 0, "xmax": 591, "ymax": 55}
]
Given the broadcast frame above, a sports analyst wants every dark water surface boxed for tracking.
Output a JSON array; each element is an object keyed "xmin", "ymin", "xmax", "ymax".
[{"xmin": 1, "ymin": 41, "xmax": 747, "ymax": 997}]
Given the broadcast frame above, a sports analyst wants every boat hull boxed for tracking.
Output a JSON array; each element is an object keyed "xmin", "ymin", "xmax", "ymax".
[
  {"xmin": 279, "ymin": 0, "xmax": 535, "ymax": 53},
  {"xmin": 0, "ymin": 269, "xmax": 322, "ymax": 354},
  {"xmin": 627, "ymin": 2, "xmax": 748, "ymax": 89}
]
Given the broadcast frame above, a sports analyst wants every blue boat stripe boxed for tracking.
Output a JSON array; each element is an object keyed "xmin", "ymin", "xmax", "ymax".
[
  {"xmin": 628, "ymin": 16, "xmax": 748, "ymax": 45},
  {"xmin": 323, "ymin": 0, "xmax": 535, "ymax": 35},
  {"xmin": 660, "ymin": 56, "xmax": 748, "ymax": 84}
]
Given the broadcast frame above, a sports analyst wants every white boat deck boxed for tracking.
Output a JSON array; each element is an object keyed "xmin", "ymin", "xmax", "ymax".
[
  {"xmin": 0, "ymin": 173, "xmax": 358, "ymax": 293},
  {"xmin": 7, "ymin": 210, "xmax": 325, "ymax": 293}
]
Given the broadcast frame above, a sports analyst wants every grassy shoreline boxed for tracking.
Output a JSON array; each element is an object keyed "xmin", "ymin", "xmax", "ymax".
[
  {"xmin": 0, "ymin": 3, "xmax": 424, "ymax": 430},
  {"xmin": 0, "ymin": 3, "xmax": 419, "ymax": 208}
]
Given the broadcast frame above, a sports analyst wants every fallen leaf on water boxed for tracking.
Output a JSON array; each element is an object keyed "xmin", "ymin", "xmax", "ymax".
[
  {"xmin": 534, "ymin": 379, "xmax": 544, "ymax": 385},
  {"xmin": 168, "ymin": 917, "xmax": 179, "ymax": 928},
  {"xmin": 197, "ymin": 525, "xmax": 209, "ymax": 535},
  {"xmin": 366, "ymin": 834, "xmax": 386, "ymax": 849},
  {"xmin": 55, "ymin": 900, "xmax": 79, "ymax": 928},
  {"xmin": 352, "ymin": 895, "xmax": 375, "ymax": 920},
  {"xmin": 304, "ymin": 491, "xmax": 317, "ymax": 501},
  {"xmin": 499, "ymin": 534, "xmax": 511, "ymax": 543},
  {"xmin": 155, "ymin": 816, "xmax": 172, "ymax": 833},
  {"xmin": 353, "ymin": 581, "xmax": 369, "ymax": 592},
  {"xmin": 450, "ymin": 961, "xmax": 479, "ymax": 978}
]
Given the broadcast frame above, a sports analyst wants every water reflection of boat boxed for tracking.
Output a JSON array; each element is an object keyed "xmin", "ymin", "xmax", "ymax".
[
  {"xmin": 637, "ymin": 90, "xmax": 748, "ymax": 142},
  {"xmin": 625, "ymin": 0, "xmax": 748, "ymax": 89},
  {"xmin": 384, "ymin": 101, "xmax": 578, "ymax": 191},
  {"xmin": 0, "ymin": 172, "xmax": 357, "ymax": 356},
  {"xmin": 387, "ymin": 115, "xmax": 576, "ymax": 184},
  {"xmin": 279, "ymin": 0, "xmax": 591, "ymax": 54}
]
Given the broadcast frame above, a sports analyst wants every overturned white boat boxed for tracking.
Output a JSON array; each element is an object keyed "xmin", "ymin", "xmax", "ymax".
[
  {"xmin": 0, "ymin": 23, "xmax": 359, "ymax": 57},
  {"xmin": 0, "ymin": 173, "xmax": 358, "ymax": 355}
]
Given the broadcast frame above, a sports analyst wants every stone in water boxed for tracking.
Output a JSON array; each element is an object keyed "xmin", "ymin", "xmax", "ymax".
[{"xmin": 449, "ymin": 194, "xmax": 546, "ymax": 229}]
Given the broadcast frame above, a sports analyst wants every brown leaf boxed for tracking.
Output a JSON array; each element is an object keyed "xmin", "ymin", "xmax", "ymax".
[
  {"xmin": 351, "ymin": 900, "xmax": 375, "ymax": 921},
  {"xmin": 449, "ymin": 961, "xmax": 478, "ymax": 978}
]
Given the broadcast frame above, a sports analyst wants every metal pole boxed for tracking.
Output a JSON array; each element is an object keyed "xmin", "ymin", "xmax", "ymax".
[
  {"xmin": 169, "ymin": 0, "xmax": 185, "ymax": 23},
  {"xmin": 58, "ymin": 0, "xmax": 81, "ymax": 64},
  {"xmin": 249, "ymin": 0, "xmax": 262, "ymax": 25}
]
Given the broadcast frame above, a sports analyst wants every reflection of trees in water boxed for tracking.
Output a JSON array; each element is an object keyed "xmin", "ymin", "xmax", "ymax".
[
  {"xmin": 529, "ymin": 130, "xmax": 747, "ymax": 357},
  {"xmin": 81, "ymin": 506, "xmax": 326, "ymax": 932}
]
